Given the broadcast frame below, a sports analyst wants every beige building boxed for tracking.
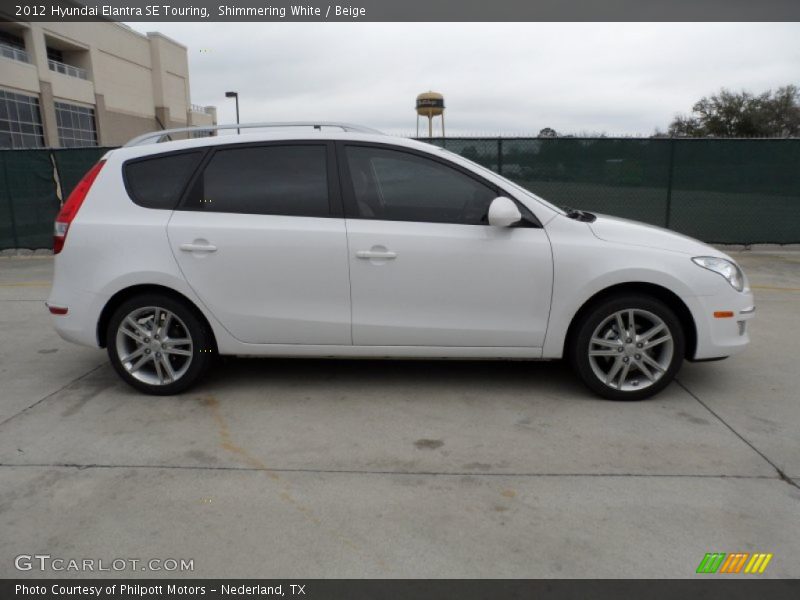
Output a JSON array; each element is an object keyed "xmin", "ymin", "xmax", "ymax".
[{"xmin": 0, "ymin": 20, "xmax": 216, "ymax": 148}]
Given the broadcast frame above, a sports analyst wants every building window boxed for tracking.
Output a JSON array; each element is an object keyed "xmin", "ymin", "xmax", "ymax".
[
  {"xmin": 0, "ymin": 31, "xmax": 30, "ymax": 63},
  {"xmin": 190, "ymin": 129, "xmax": 213, "ymax": 139},
  {"xmin": 0, "ymin": 31, "xmax": 25, "ymax": 50},
  {"xmin": 46, "ymin": 47, "xmax": 64, "ymax": 63},
  {"xmin": 0, "ymin": 89, "xmax": 45, "ymax": 149},
  {"xmin": 54, "ymin": 101, "xmax": 97, "ymax": 147}
]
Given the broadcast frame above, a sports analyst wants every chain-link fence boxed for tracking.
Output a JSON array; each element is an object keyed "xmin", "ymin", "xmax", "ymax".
[{"xmin": 1, "ymin": 139, "xmax": 799, "ymax": 249}]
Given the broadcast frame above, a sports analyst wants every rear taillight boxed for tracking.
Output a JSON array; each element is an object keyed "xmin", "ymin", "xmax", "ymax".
[{"xmin": 54, "ymin": 160, "xmax": 105, "ymax": 254}]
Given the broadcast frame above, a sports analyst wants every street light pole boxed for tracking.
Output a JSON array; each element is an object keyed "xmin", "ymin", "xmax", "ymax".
[{"xmin": 225, "ymin": 91, "xmax": 239, "ymax": 134}]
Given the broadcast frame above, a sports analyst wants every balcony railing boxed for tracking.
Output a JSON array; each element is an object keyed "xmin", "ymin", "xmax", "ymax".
[
  {"xmin": 189, "ymin": 103, "xmax": 215, "ymax": 115},
  {"xmin": 48, "ymin": 59, "xmax": 88, "ymax": 80},
  {"xmin": 0, "ymin": 43, "xmax": 30, "ymax": 64}
]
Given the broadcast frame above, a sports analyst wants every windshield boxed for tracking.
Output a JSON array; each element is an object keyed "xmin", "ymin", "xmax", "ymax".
[{"xmin": 437, "ymin": 147, "xmax": 567, "ymax": 216}]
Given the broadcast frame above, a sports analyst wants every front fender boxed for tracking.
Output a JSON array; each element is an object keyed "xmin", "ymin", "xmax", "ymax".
[{"xmin": 541, "ymin": 217, "xmax": 716, "ymax": 359}]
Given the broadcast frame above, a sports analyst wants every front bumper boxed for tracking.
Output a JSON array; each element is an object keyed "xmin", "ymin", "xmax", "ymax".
[{"xmin": 686, "ymin": 288, "xmax": 755, "ymax": 360}]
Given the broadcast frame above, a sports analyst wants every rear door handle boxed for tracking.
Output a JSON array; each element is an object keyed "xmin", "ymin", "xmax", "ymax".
[
  {"xmin": 356, "ymin": 250, "xmax": 397, "ymax": 259},
  {"xmin": 180, "ymin": 242, "xmax": 217, "ymax": 253}
]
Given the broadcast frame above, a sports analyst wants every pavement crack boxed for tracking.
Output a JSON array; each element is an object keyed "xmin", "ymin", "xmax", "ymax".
[
  {"xmin": 0, "ymin": 462, "xmax": 782, "ymax": 480},
  {"xmin": 677, "ymin": 379, "xmax": 800, "ymax": 491},
  {"xmin": 0, "ymin": 363, "xmax": 106, "ymax": 429}
]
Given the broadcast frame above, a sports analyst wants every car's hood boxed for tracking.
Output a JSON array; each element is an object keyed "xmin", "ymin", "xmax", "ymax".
[{"xmin": 588, "ymin": 214, "xmax": 724, "ymax": 257}]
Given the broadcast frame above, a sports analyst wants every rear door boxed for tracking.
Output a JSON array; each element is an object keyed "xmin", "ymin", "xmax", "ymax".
[{"xmin": 166, "ymin": 141, "xmax": 351, "ymax": 345}]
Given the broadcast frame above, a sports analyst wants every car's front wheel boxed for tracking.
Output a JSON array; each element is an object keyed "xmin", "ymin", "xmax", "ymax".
[
  {"xmin": 107, "ymin": 294, "xmax": 214, "ymax": 395},
  {"xmin": 570, "ymin": 294, "xmax": 685, "ymax": 401}
]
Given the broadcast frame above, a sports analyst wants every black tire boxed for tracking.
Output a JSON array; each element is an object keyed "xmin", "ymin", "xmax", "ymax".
[
  {"xmin": 569, "ymin": 294, "xmax": 685, "ymax": 401},
  {"xmin": 106, "ymin": 293, "xmax": 215, "ymax": 395}
]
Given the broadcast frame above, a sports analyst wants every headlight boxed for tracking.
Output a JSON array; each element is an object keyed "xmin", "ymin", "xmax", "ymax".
[{"xmin": 692, "ymin": 256, "xmax": 744, "ymax": 292}]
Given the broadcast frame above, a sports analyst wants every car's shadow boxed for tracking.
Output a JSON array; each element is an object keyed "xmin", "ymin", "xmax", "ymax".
[{"xmin": 198, "ymin": 356, "xmax": 589, "ymax": 398}]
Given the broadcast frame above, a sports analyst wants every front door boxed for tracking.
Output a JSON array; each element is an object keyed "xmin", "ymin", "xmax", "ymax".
[{"xmin": 340, "ymin": 143, "xmax": 553, "ymax": 348}]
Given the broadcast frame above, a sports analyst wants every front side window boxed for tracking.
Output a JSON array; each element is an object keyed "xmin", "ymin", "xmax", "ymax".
[
  {"xmin": 344, "ymin": 145, "xmax": 497, "ymax": 225},
  {"xmin": 54, "ymin": 101, "xmax": 97, "ymax": 147},
  {"xmin": 186, "ymin": 145, "xmax": 329, "ymax": 217}
]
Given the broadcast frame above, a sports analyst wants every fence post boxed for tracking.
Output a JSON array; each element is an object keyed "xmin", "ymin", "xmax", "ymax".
[
  {"xmin": 664, "ymin": 138, "xmax": 676, "ymax": 229},
  {"xmin": 497, "ymin": 138, "xmax": 503, "ymax": 176}
]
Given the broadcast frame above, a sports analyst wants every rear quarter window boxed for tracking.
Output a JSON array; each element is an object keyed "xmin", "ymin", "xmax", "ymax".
[{"xmin": 124, "ymin": 151, "xmax": 203, "ymax": 209}]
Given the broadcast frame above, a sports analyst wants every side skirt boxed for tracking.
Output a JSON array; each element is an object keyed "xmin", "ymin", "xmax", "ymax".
[{"xmin": 216, "ymin": 344, "xmax": 544, "ymax": 360}]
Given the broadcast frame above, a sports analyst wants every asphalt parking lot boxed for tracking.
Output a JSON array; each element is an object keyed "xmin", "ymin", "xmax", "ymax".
[{"xmin": 1, "ymin": 251, "xmax": 798, "ymax": 578}]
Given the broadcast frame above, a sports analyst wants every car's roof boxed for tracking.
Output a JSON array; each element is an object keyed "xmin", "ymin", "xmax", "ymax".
[{"xmin": 107, "ymin": 131, "xmax": 444, "ymax": 162}]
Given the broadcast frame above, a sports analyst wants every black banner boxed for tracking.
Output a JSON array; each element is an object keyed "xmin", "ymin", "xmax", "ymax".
[
  {"xmin": 4, "ymin": 580, "xmax": 800, "ymax": 600},
  {"xmin": 2, "ymin": 0, "xmax": 800, "ymax": 22}
]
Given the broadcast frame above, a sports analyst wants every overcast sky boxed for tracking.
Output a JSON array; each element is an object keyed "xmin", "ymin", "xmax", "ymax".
[{"xmin": 128, "ymin": 22, "xmax": 800, "ymax": 136}]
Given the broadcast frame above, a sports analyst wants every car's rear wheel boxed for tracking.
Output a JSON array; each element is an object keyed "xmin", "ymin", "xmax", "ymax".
[
  {"xmin": 107, "ymin": 294, "xmax": 214, "ymax": 395},
  {"xmin": 570, "ymin": 294, "xmax": 685, "ymax": 401}
]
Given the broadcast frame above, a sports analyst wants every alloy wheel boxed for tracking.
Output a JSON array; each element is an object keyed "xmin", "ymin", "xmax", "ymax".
[
  {"xmin": 114, "ymin": 306, "xmax": 194, "ymax": 386},
  {"xmin": 587, "ymin": 308, "xmax": 674, "ymax": 392}
]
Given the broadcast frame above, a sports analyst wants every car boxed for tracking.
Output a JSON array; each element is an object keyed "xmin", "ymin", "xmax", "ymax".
[{"xmin": 47, "ymin": 122, "xmax": 755, "ymax": 400}]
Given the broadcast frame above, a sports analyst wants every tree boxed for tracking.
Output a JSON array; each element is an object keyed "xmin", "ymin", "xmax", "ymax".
[
  {"xmin": 668, "ymin": 85, "xmax": 800, "ymax": 137},
  {"xmin": 538, "ymin": 127, "xmax": 558, "ymax": 138}
]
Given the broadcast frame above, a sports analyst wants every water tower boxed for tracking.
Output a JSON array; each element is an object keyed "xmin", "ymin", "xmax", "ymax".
[{"xmin": 416, "ymin": 91, "xmax": 445, "ymax": 138}]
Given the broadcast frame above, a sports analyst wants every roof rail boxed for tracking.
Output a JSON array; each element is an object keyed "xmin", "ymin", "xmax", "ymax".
[{"xmin": 124, "ymin": 122, "xmax": 383, "ymax": 147}]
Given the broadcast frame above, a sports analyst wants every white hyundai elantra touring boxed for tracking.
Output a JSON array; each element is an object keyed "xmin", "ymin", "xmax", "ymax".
[{"xmin": 47, "ymin": 123, "xmax": 755, "ymax": 400}]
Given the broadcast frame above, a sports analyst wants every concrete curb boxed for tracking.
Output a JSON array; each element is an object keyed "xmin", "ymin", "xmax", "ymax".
[
  {"xmin": 0, "ymin": 249, "xmax": 54, "ymax": 257},
  {"xmin": 715, "ymin": 244, "xmax": 800, "ymax": 253}
]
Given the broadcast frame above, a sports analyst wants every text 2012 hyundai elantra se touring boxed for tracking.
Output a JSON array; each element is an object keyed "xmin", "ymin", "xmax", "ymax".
[{"xmin": 47, "ymin": 123, "xmax": 755, "ymax": 400}]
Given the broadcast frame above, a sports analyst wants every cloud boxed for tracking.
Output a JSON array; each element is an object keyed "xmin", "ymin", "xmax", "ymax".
[{"xmin": 132, "ymin": 22, "xmax": 800, "ymax": 135}]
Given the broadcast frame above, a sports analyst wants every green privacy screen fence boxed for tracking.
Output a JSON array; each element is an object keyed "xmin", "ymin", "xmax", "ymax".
[
  {"xmin": 0, "ymin": 147, "xmax": 113, "ymax": 250},
  {"xmin": 1, "ymin": 139, "xmax": 799, "ymax": 249},
  {"xmin": 429, "ymin": 137, "xmax": 800, "ymax": 244}
]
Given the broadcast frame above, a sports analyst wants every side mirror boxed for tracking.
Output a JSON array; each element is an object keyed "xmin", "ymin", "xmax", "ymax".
[{"xmin": 488, "ymin": 197, "xmax": 522, "ymax": 228}]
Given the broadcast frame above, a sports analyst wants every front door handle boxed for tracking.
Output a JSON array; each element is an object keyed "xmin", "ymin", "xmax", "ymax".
[
  {"xmin": 180, "ymin": 242, "xmax": 217, "ymax": 253},
  {"xmin": 356, "ymin": 250, "xmax": 397, "ymax": 260}
]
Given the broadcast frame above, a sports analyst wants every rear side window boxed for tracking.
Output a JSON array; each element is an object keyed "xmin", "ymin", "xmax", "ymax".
[
  {"xmin": 184, "ymin": 145, "xmax": 329, "ymax": 217},
  {"xmin": 124, "ymin": 152, "xmax": 203, "ymax": 209}
]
